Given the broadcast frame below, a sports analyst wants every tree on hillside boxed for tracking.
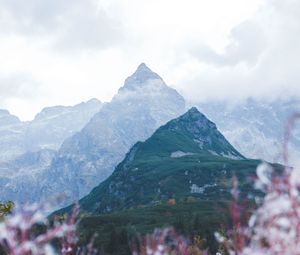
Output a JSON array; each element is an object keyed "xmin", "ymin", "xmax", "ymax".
[{"xmin": 0, "ymin": 201, "xmax": 14, "ymax": 220}]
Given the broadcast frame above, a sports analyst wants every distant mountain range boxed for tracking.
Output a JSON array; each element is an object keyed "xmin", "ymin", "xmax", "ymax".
[
  {"xmin": 71, "ymin": 107, "xmax": 262, "ymax": 214},
  {"xmin": 196, "ymin": 98, "xmax": 300, "ymax": 164},
  {"xmin": 0, "ymin": 99, "xmax": 102, "ymax": 163},
  {"xmin": 57, "ymin": 106, "xmax": 282, "ymax": 255},
  {"xmin": 0, "ymin": 63, "xmax": 185, "ymax": 205},
  {"xmin": 41, "ymin": 63, "xmax": 186, "ymax": 204},
  {"xmin": 0, "ymin": 63, "xmax": 298, "ymax": 207}
]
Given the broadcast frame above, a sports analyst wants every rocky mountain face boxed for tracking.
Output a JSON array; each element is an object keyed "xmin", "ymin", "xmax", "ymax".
[
  {"xmin": 73, "ymin": 107, "xmax": 260, "ymax": 214},
  {"xmin": 196, "ymin": 98, "xmax": 300, "ymax": 164},
  {"xmin": 0, "ymin": 149, "xmax": 58, "ymax": 203},
  {"xmin": 58, "ymin": 107, "xmax": 283, "ymax": 255},
  {"xmin": 44, "ymin": 63, "xmax": 186, "ymax": 203},
  {"xmin": 0, "ymin": 63, "xmax": 185, "ymax": 205},
  {"xmin": 161, "ymin": 107, "xmax": 244, "ymax": 159},
  {"xmin": 0, "ymin": 99, "xmax": 102, "ymax": 204},
  {"xmin": 0, "ymin": 99, "xmax": 102, "ymax": 163},
  {"xmin": 0, "ymin": 109, "xmax": 21, "ymax": 126},
  {"xmin": 24, "ymin": 98, "xmax": 102, "ymax": 152},
  {"xmin": 4, "ymin": 63, "xmax": 296, "ymax": 208},
  {"xmin": 0, "ymin": 110, "xmax": 26, "ymax": 163}
]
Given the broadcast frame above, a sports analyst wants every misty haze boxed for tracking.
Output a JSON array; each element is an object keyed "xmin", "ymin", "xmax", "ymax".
[{"xmin": 0, "ymin": 1, "xmax": 299, "ymax": 255}]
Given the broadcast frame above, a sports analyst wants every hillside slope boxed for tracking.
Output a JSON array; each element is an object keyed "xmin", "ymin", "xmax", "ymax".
[{"xmin": 76, "ymin": 108, "xmax": 265, "ymax": 214}]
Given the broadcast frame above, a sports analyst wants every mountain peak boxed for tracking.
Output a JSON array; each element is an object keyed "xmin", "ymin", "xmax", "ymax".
[
  {"xmin": 185, "ymin": 107, "xmax": 204, "ymax": 118},
  {"xmin": 75, "ymin": 108, "xmax": 247, "ymax": 214},
  {"xmin": 164, "ymin": 107, "xmax": 216, "ymax": 133},
  {"xmin": 157, "ymin": 107, "xmax": 244, "ymax": 159},
  {"xmin": 176, "ymin": 107, "xmax": 212, "ymax": 125},
  {"xmin": 86, "ymin": 98, "xmax": 101, "ymax": 104},
  {"xmin": 187, "ymin": 106, "xmax": 199, "ymax": 113},
  {"xmin": 120, "ymin": 63, "xmax": 164, "ymax": 91},
  {"xmin": 136, "ymin": 62, "xmax": 150, "ymax": 72},
  {"xmin": 0, "ymin": 109, "xmax": 21, "ymax": 125}
]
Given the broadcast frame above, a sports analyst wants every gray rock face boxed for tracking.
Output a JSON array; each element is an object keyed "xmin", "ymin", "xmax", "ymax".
[
  {"xmin": 43, "ymin": 64, "xmax": 185, "ymax": 203},
  {"xmin": 119, "ymin": 63, "xmax": 163, "ymax": 92},
  {"xmin": 0, "ymin": 109, "xmax": 21, "ymax": 126},
  {"xmin": 0, "ymin": 99, "xmax": 102, "ymax": 204},
  {"xmin": 0, "ymin": 64, "xmax": 185, "ymax": 205},
  {"xmin": 0, "ymin": 99, "xmax": 102, "ymax": 163},
  {"xmin": 196, "ymin": 98, "xmax": 300, "ymax": 164},
  {"xmin": 165, "ymin": 107, "xmax": 244, "ymax": 159},
  {"xmin": 0, "ymin": 110, "xmax": 26, "ymax": 162},
  {"xmin": 0, "ymin": 149, "xmax": 58, "ymax": 204},
  {"xmin": 75, "ymin": 108, "xmax": 244, "ymax": 214},
  {"xmin": 24, "ymin": 98, "xmax": 102, "ymax": 152}
]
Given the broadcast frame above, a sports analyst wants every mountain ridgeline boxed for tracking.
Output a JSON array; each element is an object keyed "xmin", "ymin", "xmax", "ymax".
[
  {"xmin": 0, "ymin": 63, "xmax": 186, "ymax": 205},
  {"xmin": 197, "ymin": 98, "xmax": 300, "ymax": 164},
  {"xmin": 75, "ymin": 107, "xmax": 261, "ymax": 214},
  {"xmin": 0, "ymin": 99, "xmax": 102, "ymax": 163},
  {"xmin": 1, "ymin": 63, "xmax": 289, "ymax": 210},
  {"xmin": 57, "ymin": 100, "xmax": 283, "ymax": 255},
  {"xmin": 42, "ymin": 63, "xmax": 185, "ymax": 204}
]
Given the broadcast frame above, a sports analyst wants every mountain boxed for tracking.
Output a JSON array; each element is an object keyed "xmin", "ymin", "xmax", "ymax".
[
  {"xmin": 58, "ymin": 107, "xmax": 283, "ymax": 255},
  {"xmin": 43, "ymin": 63, "xmax": 186, "ymax": 203},
  {"xmin": 74, "ymin": 107, "xmax": 258, "ymax": 214},
  {"xmin": 0, "ymin": 99, "xmax": 102, "ymax": 163},
  {"xmin": 118, "ymin": 63, "xmax": 163, "ymax": 92},
  {"xmin": 0, "ymin": 110, "xmax": 26, "ymax": 163},
  {"xmin": 0, "ymin": 109, "xmax": 21, "ymax": 126},
  {"xmin": 0, "ymin": 63, "xmax": 185, "ymax": 205},
  {"xmin": 0, "ymin": 99, "xmax": 102, "ymax": 204},
  {"xmin": 0, "ymin": 149, "xmax": 57, "ymax": 203},
  {"xmin": 24, "ymin": 98, "xmax": 103, "ymax": 152},
  {"xmin": 196, "ymin": 98, "xmax": 300, "ymax": 164}
]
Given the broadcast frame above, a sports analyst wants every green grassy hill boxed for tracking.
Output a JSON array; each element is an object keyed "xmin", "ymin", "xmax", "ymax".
[
  {"xmin": 56, "ymin": 107, "xmax": 282, "ymax": 254},
  {"xmin": 78, "ymin": 201, "xmax": 230, "ymax": 254},
  {"xmin": 77, "ymin": 107, "xmax": 258, "ymax": 214}
]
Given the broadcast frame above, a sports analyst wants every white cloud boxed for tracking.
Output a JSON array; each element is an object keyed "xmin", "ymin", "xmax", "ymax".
[
  {"xmin": 191, "ymin": 21, "xmax": 266, "ymax": 66},
  {"xmin": 177, "ymin": 0, "xmax": 300, "ymax": 103},
  {"xmin": 0, "ymin": 0, "xmax": 123, "ymax": 50},
  {"xmin": 0, "ymin": 72, "xmax": 39, "ymax": 100},
  {"xmin": 0, "ymin": 0, "xmax": 299, "ymax": 120}
]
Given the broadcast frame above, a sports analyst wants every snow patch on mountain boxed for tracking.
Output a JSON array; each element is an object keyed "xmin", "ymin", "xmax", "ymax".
[{"xmin": 171, "ymin": 151, "xmax": 195, "ymax": 158}]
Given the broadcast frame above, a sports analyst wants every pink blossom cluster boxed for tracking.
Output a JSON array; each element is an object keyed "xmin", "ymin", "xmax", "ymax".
[
  {"xmin": 131, "ymin": 228, "xmax": 190, "ymax": 255},
  {"xmin": 0, "ymin": 203, "xmax": 96, "ymax": 255},
  {"xmin": 237, "ymin": 163, "xmax": 300, "ymax": 255},
  {"xmin": 216, "ymin": 114, "xmax": 300, "ymax": 255}
]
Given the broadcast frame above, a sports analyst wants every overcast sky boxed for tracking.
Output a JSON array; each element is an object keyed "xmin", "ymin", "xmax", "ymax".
[{"xmin": 0, "ymin": 0, "xmax": 299, "ymax": 120}]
